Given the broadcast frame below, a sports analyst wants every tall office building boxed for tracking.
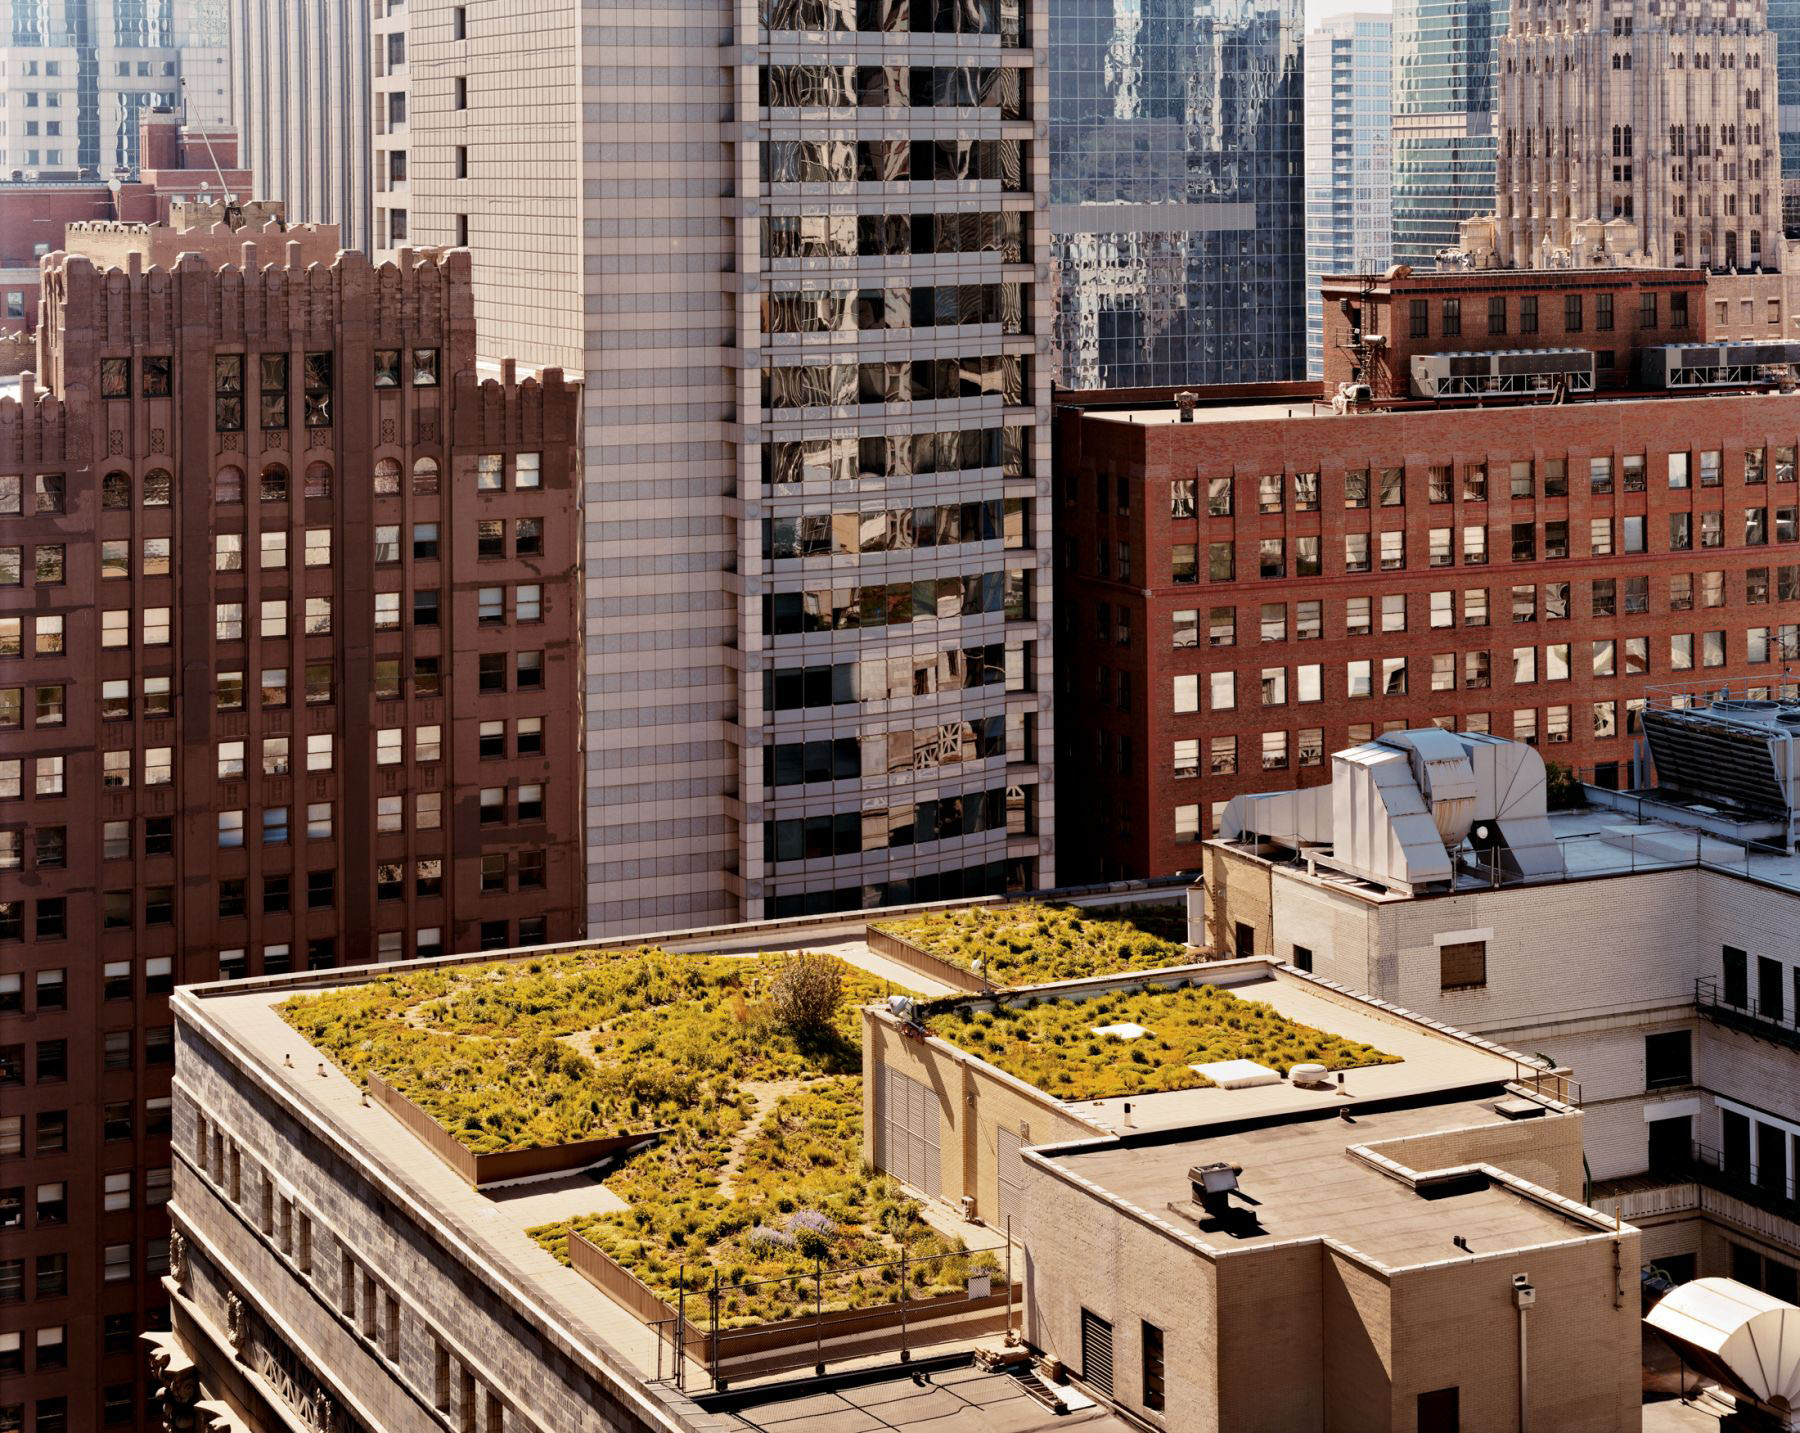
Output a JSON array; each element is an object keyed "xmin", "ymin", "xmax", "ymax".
[
  {"xmin": 1050, "ymin": 0, "xmax": 1305, "ymax": 387},
  {"xmin": 0, "ymin": 0, "xmax": 227, "ymax": 180},
  {"xmin": 0, "ymin": 210, "xmax": 585, "ymax": 1429},
  {"xmin": 1492, "ymin": 0, "xmax": 1783, "ymax": 271},
  {"xmin": 1304, "ymin": 12, "xmax": 1392, "ymax": 379},
  {"xmin": 1777, "ymin": 0, "xmax": 1800, "ymax": 228},
  {"xmin": 226, "ymin": 0, "xmax": 373, "ymax": 252},
  {"xmin": 1391, "ymin": 0, "xmax": 1506, "ymax": 267},
  {"xmin": 388, "ymin": 0, "xmax": 1056, "ymax": 934}
]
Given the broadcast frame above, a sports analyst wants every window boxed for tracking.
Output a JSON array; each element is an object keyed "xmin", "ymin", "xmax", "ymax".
[
  {"xmin": 1441, "ymin": 298, "xmax": 1461, "ymax": 336},
  {"xmin": 1141, "ymin": 1322, "xmax": 1165, "ymax": 1412},
  {"xmin": 1645, "ymin": 1030, "xmax": 1692, "ymax": 1089},
  {"xmin": 1440, "ymin": 940, "xmax": 1487, "ymax": 990}
]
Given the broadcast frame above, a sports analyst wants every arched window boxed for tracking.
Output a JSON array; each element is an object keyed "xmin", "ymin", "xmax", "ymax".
[
  {"xmin": 101, "ymin": 471, "xmax": 132, "ymax": 510},
  {"xmin": 1673, "ymin": 229, "xmax": 1686, "ymax": 261},
  {"xmin": 305, "ymin": 462, "xmax": 333, "ymax": 499},
  {"xmin": 1623, "ymin": 51, "xmax": 1632, "ymax": 68},
  {"xmin": 215, "ymin": 465, "xmax": 245, "ymax": 505},
  {"xmin": 143, "ymin": 469, "xmax": 172, "ymax": 507},
  {"xmin": 374, "ymin": 458, "xmax": 402, "ymax": 496},
  {"xmin": 259, "ymin": 463, "xmax": 288, "ymax": 502},
  {"xmin": 412, "ymin": 457, "xmax": 441, "ymax": 496}
]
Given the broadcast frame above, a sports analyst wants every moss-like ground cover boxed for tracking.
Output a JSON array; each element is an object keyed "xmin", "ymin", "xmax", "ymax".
[
  {"xmin": 927, "ymin": 982, "xmax": 1399, "ymax": 1099},
  {"xmin": 280, "ymin": 949, "xmax": 991, "ymax": 1325},
  {"xmin": 874, "ymin": 901, "xmax": 1195, "ymax": 986}
]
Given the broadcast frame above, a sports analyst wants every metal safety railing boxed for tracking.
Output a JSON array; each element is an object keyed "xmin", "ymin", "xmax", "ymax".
[{"xmin": 649, "ymin": 1235, "xmax": 1018, "ymax": 1392}]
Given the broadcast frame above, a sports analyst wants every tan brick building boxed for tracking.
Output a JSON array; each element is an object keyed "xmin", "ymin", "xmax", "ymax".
[
  {"xmin": 864, "ymin": 961, "xmax": 1641, "ymax": 1431},
  {"xmin": 0, "ymin": 212, "xmax": 583, "ymax": 1430},
  {"xmin": 1204, "ymin": 722, "xmax": 1800, "ymax": 1313}
]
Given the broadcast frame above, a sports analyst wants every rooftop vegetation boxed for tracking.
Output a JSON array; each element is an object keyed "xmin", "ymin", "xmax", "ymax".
[
  {"xmin": 874, "ymin": 901, "xmax": 1195, "ymax": 986},
  {"xmin": 927, "ymin": 981, "xmax": 1399, "ymax": 1100},
  {"xmin": 281, "ymin": 949, "xmax": 991, "ymax": 1325}
]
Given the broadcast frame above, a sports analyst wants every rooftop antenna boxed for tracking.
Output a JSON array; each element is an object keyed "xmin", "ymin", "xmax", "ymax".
[{"xmin": 180, "ymin": 78, "xmax": 233, "ymax": 202}]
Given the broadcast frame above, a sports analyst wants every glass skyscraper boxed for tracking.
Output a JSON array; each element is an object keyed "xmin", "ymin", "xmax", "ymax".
[
  {"xmin": 1050, "ymin": 0, "xmax": 1305, "ymax": 388},
  {"xmin": 1774, "ymin": 0, "xmax": 1800, "ymax": 228},
  {"xmin": 1304, "ymin": 12, "xmax": 1392, "ymax": 379},
  {"xmin": 1392, "ymin": 0, "xmax": 1506, "ymax": 268}
]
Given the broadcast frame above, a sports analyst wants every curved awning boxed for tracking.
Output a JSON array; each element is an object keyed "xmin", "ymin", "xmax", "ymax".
[{"xmin": 1646, "ymin": 1277, "xmax": 1800, "ymax": 1416}]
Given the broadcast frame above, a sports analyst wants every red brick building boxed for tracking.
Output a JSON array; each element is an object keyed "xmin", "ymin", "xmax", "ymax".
[
  {"xmin": 0, "ymin": 215, "xmax": 583, "ymax": 1429},
  {"xmin": 1317, "ymin": 266, "xmax": 1708, "ymax": 399},
  {"xmin": 1055, "ymin": 270, "xmax": 1800, "ymax": 882},
  {"xmin": 1, "ymin": 110, "xmax": 253, "ymax": 340}
]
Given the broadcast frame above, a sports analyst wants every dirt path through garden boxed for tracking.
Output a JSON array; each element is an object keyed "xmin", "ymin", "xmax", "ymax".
[{"xmin": 716, "ymin": 1078, "xmax": 803, "ymax": 1198}]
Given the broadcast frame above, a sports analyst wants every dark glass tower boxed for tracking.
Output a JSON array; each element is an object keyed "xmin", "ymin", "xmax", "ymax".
[
  {"xmin": 1050, "ymin": 0, "xmax": 1305, "ymax": 388},
  {"xmin": 1774, "ymin": 0, "xmax": 1800, "ymax": 230},
  {"xmin": 1392, "ymin": 0, "xmax": 1506, "ymax": 268}
]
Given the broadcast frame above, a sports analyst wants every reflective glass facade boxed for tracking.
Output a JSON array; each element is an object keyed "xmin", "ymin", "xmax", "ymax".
[
  {"xmin": 1392, "ymin": 0, "xmax": 1505, "ymax": 268},
  {"xmin": 1775, "ymin": 0, "xmax": 1800, "ymax": 228},
  {"xmin": 1050, "ymin": 0, "xmax": 1305, "ymax": 388},
  {"xmin": 1304, "ymin": 12, "xmax": 1392, "ymax": 378}
]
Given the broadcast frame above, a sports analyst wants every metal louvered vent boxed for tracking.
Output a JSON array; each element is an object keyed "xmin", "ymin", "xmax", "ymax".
[{"xmin": 1641, "ymin": 708, "xmax": 1789, "ymax": 818}]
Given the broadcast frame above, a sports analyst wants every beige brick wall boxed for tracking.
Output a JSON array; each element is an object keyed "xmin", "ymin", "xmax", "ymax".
[
  {"xmin": 1385, "ymin": 1237, "xmax": 1640, "ymax": 1433},
  {"xmin": 863, "ymin": 1010, "xmax": 1104, "ymax": 1220},
  {"xmin": 1366, "ymin": 1109, "xmax": 1587, "ymax": 1201}
]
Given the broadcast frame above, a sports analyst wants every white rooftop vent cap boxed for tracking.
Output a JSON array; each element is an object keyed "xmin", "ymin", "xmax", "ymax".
[
  {"xmin": 1289, "ymin": 1063, "xmax": 1331, "ymax": 1087},
  {"xmin": 1645, "ymin": 1277, "xmax": 1800, "ymax": 1413}
]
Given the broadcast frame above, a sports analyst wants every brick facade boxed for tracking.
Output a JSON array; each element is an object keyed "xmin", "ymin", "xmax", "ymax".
[
  {"xmin": 0, "ymin": 221, "xmax": 583, "ymax": 1428},
  {"xmin": 1055, "ymin": 385, "xmax": 1800, "ymax": 883}
]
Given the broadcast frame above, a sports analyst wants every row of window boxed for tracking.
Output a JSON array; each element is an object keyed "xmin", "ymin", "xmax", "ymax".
[
  {"xmin": 2, "ymin": 961, "xmax": 170, "ymax": 1011},
  {"xmin": 763, "ymin": 281, "xmax": 1027, "ymax": 335},
  {"xmin": 0, "ymin": 1028, "xmax": 171, "ymax": 1081},
  {"xmin": 764, "ymin": 641, "xmax": 1020, "ymax": 712},
  {"xmin": 765, "ymin": 424, "xmax": 1026, "ymax": 485},
  {"xmin": 1167, "ymin": 631, "xmax": 1786, "ymax": 714},
  {"xmin": 760, "ymin": 854, "xmax": 1025, "ymax": 920},
  {"xmin": 1165, "ymin": 509, "xmax": 1800, "ymax": 581},
  {"xmin": 1170, "ymin": 569, "xmax": 1800, "ymax": 651},
  {"xmin": 1151, "ymin": 448, "xmax": 1799, "ymax": 521},
  {"xmin": 766, "ymin": 781, "xmax": 1025, "ymax": 864},
  {"xmin": 762, "ymin": 209, "xmax": 1027, "ymax": 262},
  {"xmin": 0, "ymin": 1318, "xmax": 157, "ymax": 1433},
  {"xmin": 763, "ymin": 354, "xmax": 1026, "ymax": 408},
  {"xmin": 1403, "ymin": 288, "xmax": 1689, "ymax": 338},
  {"xmin": 763, "ymin": 567, "xmax": 1030, "ymax": 633},
  {"xmin": 763, "ymin": 499, "xmax": 1028, "ymax": 557},
  {"xmin": 0, "ymin": 450, "xmax": 539, "ymax": 519},
  {"xmin": 765, "ymin": 713, "xmax": 1009, "ymax": 787},
  {"xmin": 759, "ymin": 64, "xmax": 1024, "ymax": 114},
  {"xmin": 760, "ymin": 138, "xmax": 1026, "ymax": 188},
  {"xmin": 98, "ymin": 349, "xmax": 439, "ymax": 404}
]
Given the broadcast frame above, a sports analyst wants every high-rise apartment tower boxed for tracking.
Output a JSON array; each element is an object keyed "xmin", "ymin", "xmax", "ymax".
[
  {"xmin": 1304, "ymin": 12, "xmax": 1392, "ymax": 379},
  {"xmin": 1492, "ymin": 0, "xmax": 1783, "ymax": 270},
  {"xmin": 1392, "ymin": 0, "xmax": 1506, "ymax": 267},
  {"xmin": 1049, "ymin": 0, "xmax": 1305, "ymax": 387},
  {"xmin": 385, "ymin": 0, "xmax": 1057, "ymax": 934}
]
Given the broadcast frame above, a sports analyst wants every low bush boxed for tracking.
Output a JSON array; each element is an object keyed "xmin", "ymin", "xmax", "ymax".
[{"xmin": 875, "ymin": 901, "xmax": 1195, "ymax": 986}]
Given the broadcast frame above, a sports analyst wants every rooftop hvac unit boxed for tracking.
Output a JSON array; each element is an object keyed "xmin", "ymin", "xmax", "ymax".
[
  {"xmin": 1410, "ymin": 348, "xmax": 1595, "ymax": 399},
  {"xmin": 1640, "ymin": 704, "xmax": 1800, "ymax": 826},
  {"xmin": 1639, "ymin": 340, "xmax": 1800, "ymax": 389},
  {"xmin": 1219, "ymin": 729, "xmax": 1564, "ymax": 894}
]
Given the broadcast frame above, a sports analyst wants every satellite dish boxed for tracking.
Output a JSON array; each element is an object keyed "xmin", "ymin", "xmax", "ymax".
[{"xmin": 1474, "ymin": 823, "xmax": 1492, "ymax": 841}]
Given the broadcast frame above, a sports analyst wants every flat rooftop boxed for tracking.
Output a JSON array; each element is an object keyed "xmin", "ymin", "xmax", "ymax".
[
  {"xmin": 940, "ymin": 966, "xmax": 1545, "ymax": 1137},
  {"xmin": 1046, "ymin": 1092, "xmax": 1601, "ymax": 1269},
  {"xmin": 1082, "ymin": 388, "xmax": 1776, "ymax": 427},
  {"xmin": 1216, "ymin": 796, "xmax": 1800, "ymax": 904}
]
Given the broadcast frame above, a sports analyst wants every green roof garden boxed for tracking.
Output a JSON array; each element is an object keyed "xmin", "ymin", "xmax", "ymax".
[
  {"xmin": 873, "ymin": 900, "xmax": 1195, "ymax": 987},
  {"xmin": 926, "ymin": 980, "xmax": 1400, "ymax": 1101}
]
